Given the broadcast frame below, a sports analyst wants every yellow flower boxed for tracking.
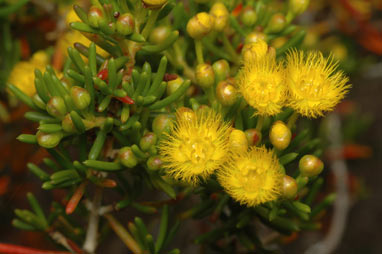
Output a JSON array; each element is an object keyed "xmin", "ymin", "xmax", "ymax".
[
  {"xmin": 218, "ymin": 147, "xmax": 283, "ymax": 207},
  {"xmin": 237, "ymin": 56, "xmax": 286, "ymax": 116},
  {"xmin": 65, "ymin": 8, "xmax": 81, "ymax": 28},
  {"xmin": 158, "ymin": 108, "xmax": 231, "ymax": 184},
  {"xmin": 8, "ymin": 51, "xmax": 49, "ymax": 97},
  {"xmin": 285, "ymin": 50, "xmax": 351, "ymax": 118},
  {"xmin": 57, "ymin": 31, "xmax": 109, "ymax": 58}
]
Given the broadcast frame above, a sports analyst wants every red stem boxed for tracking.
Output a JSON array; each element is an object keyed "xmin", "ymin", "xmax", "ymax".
[
  {"xmin": 66, "ymin": 181, "xmax": 87, "ymax": 215},
  {"xmin": 0, "ymin": 243, "xmax": 71, "ymax": 254}
]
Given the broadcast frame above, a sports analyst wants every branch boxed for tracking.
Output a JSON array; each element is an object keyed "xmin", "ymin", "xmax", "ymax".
[
  {"xmin": 305, "ymin": 113, "xmax": 350, "ymax": 254},
  {"xmin": 83, "ymin": 187, "xmax": 103, "ymax": 254}
]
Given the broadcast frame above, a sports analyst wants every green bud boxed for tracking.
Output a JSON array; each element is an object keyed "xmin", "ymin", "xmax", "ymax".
[
  {"xmin": 142, "ymin": 0, "xmax": 167, "ymax": 9},
  {"xmin": 139, "ymin": 132, "xmax": 157, "ymax": 152},
  {"xmin": 119, "ymin": 147, "xmax": 138, "ymax": 168},
  {"xmin": 245, "ymin": 31, "xmax": 266, "ymax": 44},
  {"xmin": 146, "ymin": 155, "xmax": 163, "ymax": 171},
  {"xmin": 212, "ymin": 59, "xmax": 230, "ymax": 82},
  {"xmin": 245, "ymin": 128, "xmax": 262, "ymax": 146},
  {"xmin": 36, "ymin": 130, "xmax": 63, "ymax": 148},
  {"xmin": 32, "ymin": 94, "xmax": 46, "ymax": 110},
  {"xmin": 46, "ymin": 96, "xmax": 67, "ymax": 119},
  {"xmin": 167, "ymin": 77, "xmax": 184, "ymax": 96},
  {"xmin": 266, "ymin": 13, "xmax": 286, "ymax": 33},
  {"xmin": 60, "ymin": 77, "xmax": 72, "ymax": 90},
  {"xmin": 116, "ymin": 13, "xmax": 135, "ymax": 36},
  {"xmin": 269, "ymin": 121, "xmax": 291, "ymax": 150},
  {"xmin": 240, "ymin": 6, "xmax": 257, "ymax": 27},
  {"xmin": 282, "ymin": 175, "xmax": 298, "ymax": 199},
  {"xmin": 186, "ymin": 12, "xmax": 214, "ymax": 39},
  {"xmin": 152, "ymin": 114, "xmax": 173, "ymax": 138},
  {"xmin": 216, "ymin": 80, "xmax": 237, "ymax": 106},
  {"xmin": 61, "ymin": 113, "xmax": 76, "ymax": 133},
  {"xmin": 195, "ymin": 63, "xmax": 215, "ymax": 89},
  {"xmin": 108, "ymin": 22, "xmax": 116, "ymax": 34},
  {"xmin": 88, "ymin": 6, "xmax": 104, "ymax": 28},
  {"xmin": 71, "ymin": 86, "xmax": 91, "ymax": 110},
  {"xmin": 299, "ymin": 155, "xmax": 324, "ymax": 177},
  {"xmin": 288, "ymin": 0, "xmax": 310, "ymax": 16},
  {"xmin": 149, "ymin": 26, "xmax": 172, "ymax": 45}
]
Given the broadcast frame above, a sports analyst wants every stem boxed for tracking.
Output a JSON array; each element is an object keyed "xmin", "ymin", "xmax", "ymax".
[
  {"xmin": 83, "ymin": 187, "xmax": 103, "ymax": 254},
  {"xmin": 255, "ymin": 115, "xmax": 264, "ymax": 132},
  {"xmin": 0, "ymin": 102, "xmax": 10, "ymax": 122},
  {"xmin": 164, "ymin": 50, "xmax": 195, "ymax": 83},
  {"xmin": 287, "ymin": 111, "xmax": 299, "ymax": 129},
  {"xmin": 49, "ymin": 231, "xmax": 82, "ymax": 253},
  {"xmin": 205, "ymin": 87, "xmax": 215, "ymax": 105},
  {"xmin": 221, "ymin": 34, "xmax": 240, "ymax": 65},
  {"xmin": 104, "ymin": 214, "xmax": 143, "ymax": 254},
  {"xmin": 195, "ymin": 39, "xmax": 204, "ymax": 65},
  {"xmin": 141, "ymin": 9, "xmax": 160, "ymax": 39}
]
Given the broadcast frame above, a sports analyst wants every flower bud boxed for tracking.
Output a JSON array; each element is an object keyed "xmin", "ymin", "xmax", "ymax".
[
  {"xmin": 269, "ymin": 121, "xmax": 291, "ymax": 150},
  {"xmin": 116, "ymin": 13, "xmax": 135, "ymax": 36},
  {"xmin": 282, "ymin": 175, "xmax": 298, "ymax": 199},
  {"xmin": 147, "ymin": 155, "xmax": 163, "ymax": 171},
  {"xmin": 245, "ymin": 128, "xmax": 262, "ymax": 146},
  {"xmin": 229, "ymin": 129, "xmax": 248, "ymax": 153},
  {"xmin": 299, "ymin": 155, "xmax": 324, "ymax": 177},
  {"xmin": 60, "ymin": 77, "xmax": 72, "ymax": 91},
  {"xmin": 167, "ymin": 77, "xmax": 184, "ymax": 96},
  {"xmin": 266, "ymin": 13, "xmax": 286, "ymax": 33},
  {"xmin": 216, "ymin": 80, "xmax": 237, "ymax": 106},
  {"xmin": 70, "ymin": 86, "xmax": 91, "ymax": 110},
  {"xmin": 187, "ymin": 12, "xmax": 214, "ymax": 39},
  {"xmin": 119, "ymin": 147, "xmax": 138, "ymax": 168},
  {"xmin": 32, "ymin": 94, "xmax": 46, "ymax": 110},
  {"xmin": 177, "ymin": 107, "xmax": 196, "ymax": 123},
  {"xmin": 36, "ymin": 130, "xmax": 63, "ymax": 148},
  {"xmin": 142, "ymin": 0, "xmax": 167, "ymax": 9},
  {"xmin": 210, "ymin": 2, "xmax": 229, "ymax": 31},
  {"xmin": 62, "ymin": 114, "xmax": 76, "ymax": 133},
  {"xmin": 152, "ymin": 114, "xmax": 173, "ymax": 138},
  {"xmin": 195, "ymin": 63, "xmax": 215, "ymax": 89},
  {"xmin": 88, "ymin": 6, "xmax": 104, "ymax": 28},
  {"xmin": 245, "ymin": 31, "xmax": 266, "ymax": 44},
  {"xmin": 288, "ymin": 0, "xmax": 310, "ymax": 16},
  {"xmin": 268, "ymin": 46, "xmax": 276, "ymax": 59},
  {"xmin": 240, "ymin": 6, "xmax": 257, "ymax": 27},
  {"xmin": 212, "ymin": 59, "xmax": 230, "ymax": 82},
  {"xmin": 149, "ymin": 26, "xmax": 172, "ymax": 45},
  {"xmin": 46, "ymin": 96, "xmax": 67, "ymax": 119},
  {"xmin": 271, "ymin": 37, "xmax": 287, "ymax": 49},
  {"xmin": 139, "ymin": 132, "xmax": 157, "ymax": 152},
  {"xmin": 242, "ymin": 40, "xmax": 268, "ymax": 63}
]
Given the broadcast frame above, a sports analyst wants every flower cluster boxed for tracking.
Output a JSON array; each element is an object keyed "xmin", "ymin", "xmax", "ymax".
[
  {"xmin": 237, "ymin": 41, "xmax": 351, "ymax": 118},
  {"xmin": 159, "ymin": 40, "xmax": 350, "ymax": 207},
  {"xmin": 159, "ymin": 108, "xmax": 283, "ymax": 206}
]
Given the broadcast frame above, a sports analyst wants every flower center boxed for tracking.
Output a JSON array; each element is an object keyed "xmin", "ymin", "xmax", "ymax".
[
  {"xmin": 237, "ymin": 162, "xmax": 264, "ymax": 193},
  {"xmin": 182, "ymin": 136, "xmax": 215, "ymax": 164},
  {"xmin": 298, "ymin": 74, "xmax": 325, "ymax": 97}
]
